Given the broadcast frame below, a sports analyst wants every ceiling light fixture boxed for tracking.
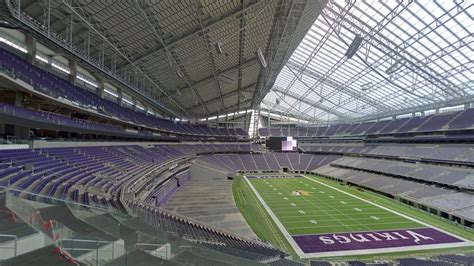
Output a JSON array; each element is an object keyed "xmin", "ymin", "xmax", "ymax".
[
  {"xmin": 215, "ymin": 41, "xmax": 223, "ymax": 54},
  {"xmin": 256, "ymin": 47, "xmax": 267, "ymax": 68},
  {"xmin": 176, "ymin": 69, "xmax": 184, "ymax": 78}
]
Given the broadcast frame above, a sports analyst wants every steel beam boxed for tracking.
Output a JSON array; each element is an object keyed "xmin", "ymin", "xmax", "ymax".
[
  {"xmin": 135, "ymin": 0, "xmax": 209, "ymax": 116},
  {"xmin": 118, "ymin": 0, "xmax": 261, "ymax": 69},
  {"xmin": 272, "ymin": 85, "xmax": 348, "ymax": 119}
]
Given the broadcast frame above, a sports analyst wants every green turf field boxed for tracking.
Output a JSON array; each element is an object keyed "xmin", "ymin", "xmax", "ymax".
[
  {"xmin": 249, "ymin": 177, "xmax": 422, "ymax": 235},
  {"xmin": 233, "ymin": 174, "xmax": 474, "ymax": 260}
]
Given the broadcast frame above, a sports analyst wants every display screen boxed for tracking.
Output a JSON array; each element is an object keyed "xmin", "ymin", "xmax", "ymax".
[
  {"xmin": 266, "ymin": 136, "xmax": 297, "ymax": 151},
  {"xmin": 282, "ymin": 136, "xmax": 297, "ymax": 151}
]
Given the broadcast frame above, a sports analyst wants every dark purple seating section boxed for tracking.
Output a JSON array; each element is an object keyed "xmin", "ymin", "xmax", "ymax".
[
  {"xmin": 0, "ymin": 142, "xmax": 287, "ymax": 260},
  {"xmin": 0, "ymin": 143, "xmax": 257, "ymax": 201},
  {"xmin": 0, "ymin": 48, "xmax": 246, "ymax": 139},
  {"xmin": 144, "ymin": 170, "xmax": 191, "ymax": 207},
  {"xmin": 259, "ymin": 108, "xmax": 474, "ymax": 137},
  {"xmin": 0, "ymin": 102, "xmax": 127, "ymax": 135},
  {"xmin": 198, "ymin": 153, "xmax": 340, "ymax": 173},
  {"xmin": 126, "ymin": 199, "xmax": 284, "ymax": 260},
  {"xmin": 0, "ymin": 144, "xmax": 282, "ymax": 259}
]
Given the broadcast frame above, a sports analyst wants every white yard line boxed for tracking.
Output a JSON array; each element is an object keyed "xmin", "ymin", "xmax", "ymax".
[
  {"xmin": 282, "ymin": 217, "xmax": 411, "ymax": 224},
  {"xmin": 243, "ymin": 176, "xmax": 307, "ymax": 257},
  {"xmin": 303, "ymin": 176, "xmax": 473, "ymax": 242},
  {"xmin": 245, "ymin": 175, "xmax": 473, "ymax": 258},
  {"xmin": 279, "ymin": 213, "xmax": 396, "ymax": 219},
  {"xmin": 287, "ymin": 221, "xmax": 419, "ymax": 229}
]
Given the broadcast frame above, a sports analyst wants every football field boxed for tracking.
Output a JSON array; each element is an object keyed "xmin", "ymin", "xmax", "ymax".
[{"xmin": 244, "ymin": 175, "xmax": 471, "ymax": 258}]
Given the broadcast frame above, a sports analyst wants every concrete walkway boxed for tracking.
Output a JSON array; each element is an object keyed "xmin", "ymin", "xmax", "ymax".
[{"xmin": 164, "ymin": 162, "xmax": 256, "ymax": 239}]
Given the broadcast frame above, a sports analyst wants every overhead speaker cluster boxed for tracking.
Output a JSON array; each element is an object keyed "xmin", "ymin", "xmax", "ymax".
[{"xmin": 345, "ymin": 35, "xmax": 363, "ymax": 59}]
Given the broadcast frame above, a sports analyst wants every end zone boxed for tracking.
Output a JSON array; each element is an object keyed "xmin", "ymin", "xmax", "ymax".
[{"xmin": 243, "ymin": 175, "xmax": 473, "ymax": 258}]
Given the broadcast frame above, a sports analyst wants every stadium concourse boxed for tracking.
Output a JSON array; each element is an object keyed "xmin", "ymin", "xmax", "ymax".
[{"xmin": 0, "ymin": 0, "xmax": 473, "ymax": 265}]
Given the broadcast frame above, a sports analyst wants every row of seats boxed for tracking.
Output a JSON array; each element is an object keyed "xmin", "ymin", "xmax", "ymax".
[
  {"xmin": 143, "ymin": 170, "xmax": 191, "ymax": 207},
  {"xmin": 300, "ymin": 143, "xmax": 474, "ymax": 163},
  {"xmin": 259, "ymin": 109, "xmax": 474, "ymax": 137},
  {"xmin": 127, "ymin": 199, "xmax": 285, "ymax": 261},
  {"xmin": 315, "ymin": 164, "xmax": 474, "ymax": 222},
  {"xmin": 0, "ymin": 102, "xmax": 131, "ymax": 135},
  {"xmin": 0, "ymin": 143, "xmax": 257, "ymax": 204},
  {"xmin": 0, "ymin": 48, "xmax": 247, "ymax": 139},
  {"xmin": 331, "ymin": 157, "xmax": 474, "ymax": 190},
  {"xmin": 0, "ymin": 142, "xmax": 284, "ymax": 260},
  {"xmin": 198, "ymin": 152, "xmax": 340, "ymax": 173}
]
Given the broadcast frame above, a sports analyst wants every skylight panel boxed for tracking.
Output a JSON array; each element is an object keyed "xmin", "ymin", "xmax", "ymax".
[
  {"xmin": 263, "ymin": 0, "xmax": 473, "ymax": 124},
  {"xmin": 436, "ymin": 0, "xmax": 457, "ymax": 11}
]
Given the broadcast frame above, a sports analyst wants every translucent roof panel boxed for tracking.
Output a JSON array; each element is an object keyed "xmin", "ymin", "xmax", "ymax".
[{"xmin": 262, "ymin": 0, "xmax": 473, "ymax": 124}]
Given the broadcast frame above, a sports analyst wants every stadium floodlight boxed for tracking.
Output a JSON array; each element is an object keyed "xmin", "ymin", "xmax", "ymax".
[
  {"xmin": 360, "ymin": 82, "xmax": 373, "ymax": 91},
  {"xmin": 345, "ymin": 34, "xmax": 363, "ymax": 59},
  {"xmin": 176, "ymin": 69, "xmax": 184, "ymax": 78},
  {"xmin": 256, "ymin": 47, "xmax": 267, "ymax": 68}
]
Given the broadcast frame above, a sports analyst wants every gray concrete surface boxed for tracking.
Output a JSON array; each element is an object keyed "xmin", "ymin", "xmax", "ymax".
[{"xmin": 164, "ymin": 161, "xmax": 256, "ymax": 239}]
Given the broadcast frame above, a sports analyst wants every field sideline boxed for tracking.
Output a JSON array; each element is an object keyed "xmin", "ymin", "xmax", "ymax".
[{"xmin": 233, "ymin": 174, "xmax": 474, "ymax": 260}]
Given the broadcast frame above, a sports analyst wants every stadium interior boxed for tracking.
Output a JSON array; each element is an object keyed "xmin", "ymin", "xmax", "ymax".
[{"xmin": 0, "ymin": 0, "xmax": 473, "ymax": 265}]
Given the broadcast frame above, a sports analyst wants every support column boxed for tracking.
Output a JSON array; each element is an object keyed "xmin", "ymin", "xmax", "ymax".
[
  {"xmin": 25, "ymin": 33, "xmax": 37, "ymax": 64},
  {"xmin": 68, "ymin": 60, "xmax": 77, "ymax": 85},
  {"xmin": 132, "ymin": 98, "xmax": 137, "ymax": 111},
  {"xmin": 14, "ymin": 91, "xmax": 24, "ymax": 107},
  {"xmin": 96, "ymin": 78, "xmax": 104, "ymax": 99},
  {"xmin": 13, "ymin": 92, "xmax": 29, "ymax": 139},
  {"xmin": 116, "ymin": 88, "xmax": 123, "ymax": 106},
  {"xmin": 268, "ymin": 110, "xmax": 271, "ymax": 127}
]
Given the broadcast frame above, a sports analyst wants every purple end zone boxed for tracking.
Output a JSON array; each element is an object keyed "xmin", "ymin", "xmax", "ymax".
[{"xmin": 292, "ymin": 228, "xmax": 465, "ymax": 254}]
